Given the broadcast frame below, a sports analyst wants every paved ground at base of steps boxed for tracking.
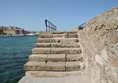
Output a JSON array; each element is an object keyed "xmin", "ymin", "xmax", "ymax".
[{"xmin": 18, "ymin": 73, "xmax": 90, "ymax": 83}]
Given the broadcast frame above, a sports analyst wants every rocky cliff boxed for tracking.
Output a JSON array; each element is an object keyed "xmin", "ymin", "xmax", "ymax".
[{"xmin": 77, "ymin": 6, "xmax": 118, "ymax": 83}]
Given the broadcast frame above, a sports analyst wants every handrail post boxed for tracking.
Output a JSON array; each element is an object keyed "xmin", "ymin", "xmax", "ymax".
[{"xmin": 45, "ymin": 19, "xmax": 57, "ymax": 32}]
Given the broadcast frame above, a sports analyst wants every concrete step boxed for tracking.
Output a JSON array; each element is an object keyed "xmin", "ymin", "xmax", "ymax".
[
  {"xmin": 35, "ymin": 43, "xmax": 80, "ymax": 48},
  {"xmin": 24, "ymin": 61, "xmax": 84, "ymax": 71},
  {"xmin": 37, "ymin": 38, "xmax": 79, "ymax": 43},
  {"xmin": 32, "ymin": 48, "xmax": 51, "ymax": 54},
  {"xmin": 28, "ymin": 54, "xmax": 47, "ymax": 61},
  {"xmin": 25, "ymin": 71, "xmax": 81, "ymax": 77},
  {"xmin": 66, "ymin": 62, "xmax": 84, "ymax": 71},
  {"xmin": 39, "ymin": 33, "xmax": 77, "ymax": 38},
  {"xmin": 29, "ymin": 54, "xmax": 65, "ymax": 62},
  {"xmin": 29, "ymin": 54, "xmax": 83, "ymax": 62},
  {"xmin": 52, "ymin": 32, "xmax": 65, "ymax": 34},
  {"xmin": 53, "ymin": 34, "xmax": 65, "ymax": 38},
  {"xmin": 39, "ymin": 32, "xmax": 53, "ymax": 38},
  {"xmin": 39, "ymin": 31, "xmax": 78, "ymax": 38},
  {"xmin": 65, "ymin": 32, "xmax": 78, "ymax": 38},
  {"xmin": 24, "ymin": 61, "xmax": 45, "ymax": 71},
  {"xmin": 50, "ymin": 48, "xmax": 82, "ymax": 54},
  {"xmin": 47, "ymin": 54, "xmax": 65, "ymax": 62},
  {"xmin": 37, "ymin": 38, "xmax": 54, "ymax": 43},
  {"xmin": 32, "ymin": 48, "xmax": 82, "ymax": 54},
  {"xmin": 35, "ymin": 43, "xmax": 51, "ymax": 48},
  {"xmin": 45, "ymin": 62, "xmax": 65, "ymax": 71},
  {"xmin": 52, "ymin": 31, "xmax": 77, "ymax": 34},
  {"xmin": 51, "ymin": 43, "xmax": 80, "ymax": 48},
  {"xmin": 66, "ymin": 54, "xmax": 83, "ymax": 62}
]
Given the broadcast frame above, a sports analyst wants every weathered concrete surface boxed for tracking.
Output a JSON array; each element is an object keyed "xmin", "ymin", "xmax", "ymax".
[
  {"xmin": 67, "ymin": 54, "xmax": 83, "ymax": 62},
  {"xmin": 24, "ymin": 61, "xmax": 45, "ymax": 71},
  {"xmin": 75, "ymin": 6, "xmax": 118, "ymax": 83},
  {"xmin": 47, "ymin": 54, "xmax": 65, "ymax": 62},
  {"xmin": 51, "ymin": 43, "xmax": 80, "ymax": 48},
  {"xmin": 29, "ymin": 54, "xmax": 47, "ymax": 61},
  {"xmin": 66, "ymin": 62, "xmax": 84, "ymax": 71},
  {"xmin": 37, "ymin": 38, "xmax": 79, "ymax": 43},
  {"xmin": 25, "ymin": 71, "xmax": 82, "ymax": 77},
  {"xmin": 18, "ymin": 72, "xmax": 90, "ymax": 83},
  {"xmin": 45, "ymin": 62, "xmax": 65, "ymax": 71},
  {"xmin": 35, "ymin": 43, "xmax": 51, "ymax": 48},
  {"xmin": 51, "ymin": 48, "xmax": 81, "ymax": 54},
  {"xmin": 32, "ymin": 48, "xmax": 51, "ymax": 54},
  {"xmin": 35, "ymin": 43, "xmax": 80, "ymax": 48}
]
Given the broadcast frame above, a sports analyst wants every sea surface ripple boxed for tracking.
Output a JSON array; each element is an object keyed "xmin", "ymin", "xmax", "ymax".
[{"xmin": 0, "ymin": 36, "xmax": 38, "ymax": 83}]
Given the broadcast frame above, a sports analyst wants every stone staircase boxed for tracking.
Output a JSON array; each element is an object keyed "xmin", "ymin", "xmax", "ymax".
[{"xmin": 24, "ymin": 31, "xmax": 84, "ymax": 77}]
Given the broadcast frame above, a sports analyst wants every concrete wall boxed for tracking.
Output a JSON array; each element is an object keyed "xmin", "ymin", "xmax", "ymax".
[{"xmin": 77, "ymin": 7, "xmax": 118, "ymax": 83}]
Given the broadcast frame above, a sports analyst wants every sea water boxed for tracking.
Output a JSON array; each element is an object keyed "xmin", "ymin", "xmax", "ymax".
[{"xmin": 0, "ymin": 36, "xmax": 38, "ymax": 83}]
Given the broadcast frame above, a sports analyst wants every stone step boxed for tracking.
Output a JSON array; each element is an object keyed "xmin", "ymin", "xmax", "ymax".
[
  {"xmin": 32, "ymin": 48, "xmax": 82, "ymax": 54},
  {"xmin": 32, "ymin": 48, "xmax": 50, "ymax": 54},
  {"xmin": 39, "ymin": 32, "xmax": 53, "ymax": 38},
  {"xmin": 52, "ymin": 31, "xmax": 77, "ymax": 34},
  {"xmin": 37, "ymin": 38, "xmax": 79, "ymax": 43},
  {"xmin": 47, "ymin": 54, "xmax": 65, "ymax": 62},
  {"xmin": 65, "ymin": 32, "xmax": 78, "ymax": 38},
  {"xmin": 66, "ymin": 62, "xmax": 84, "ymax": 71},
  {"xmin": 24, "ymin": 61, "xmax": 45, "ymax": 71},
  {"xmin": 28, "ymin": 54, "xmax": 47, "ymax": 61},
  {"xmin": 35, "ymin": 43, "xmax": 80, "ymax": 48},
  {"xmin": 39, "ymin": 31, "xmax": 78, "ymax": 38},
  {"xmin": 35, "ymin": 43, "xmax": 51, "ymax": 48},
  {"xmin": 24, "ymin": 61, "xmax": 84, "ymax": 72},
  {"xmin": 25, "ymin": 71, "xmax": 81, "ymax": 77},
  {"xmin": 50, "ymin": 48, "xmax": 82, "ymax": 54},
  {"xmin": 39, "ymin": 33, "xmax": 77, "ymax": 38},
  {"xmin": 52, "ymin": 34, "xmax": 65, "ymax": 38},
  {"xmin": 45, "ymin": 62, "xmax": 65, "ymax": 71},
  {"xmin": 67, "ymin": 54, "xmax": 83, "ymax": 62},
  {"xmin": 29, "ymin": 54, "xmax": 65, "ymax": 62}
]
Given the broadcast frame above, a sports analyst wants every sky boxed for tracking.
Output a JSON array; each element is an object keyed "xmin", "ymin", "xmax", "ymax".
[{"xmin": 0, "ymin": 0, "xmax": 117, "ymax": 31}]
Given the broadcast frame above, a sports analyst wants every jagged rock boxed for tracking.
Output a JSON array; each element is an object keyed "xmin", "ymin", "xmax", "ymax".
[{"xmin": 76, "ymin": 6, "xmax": 118, "ymax": 83}]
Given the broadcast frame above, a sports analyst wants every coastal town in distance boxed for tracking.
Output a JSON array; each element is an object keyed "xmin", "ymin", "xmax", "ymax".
[{"xmin": 0, "ymin": 26, "xmax": 39, "ymax": 36}]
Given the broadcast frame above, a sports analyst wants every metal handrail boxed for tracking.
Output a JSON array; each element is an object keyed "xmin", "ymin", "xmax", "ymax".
[
  {"xmin": 45, "ymin": 19, "xmax": 57, "ymax": 32},
  {"xmin": 79, "ymin": 23, "xmax": 86, "ymax": 30}
]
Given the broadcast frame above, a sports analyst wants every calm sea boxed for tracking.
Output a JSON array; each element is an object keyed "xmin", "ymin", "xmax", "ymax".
[{"xmin": 0, "ymin": 36, "xmax": 38, "ymax": 83}]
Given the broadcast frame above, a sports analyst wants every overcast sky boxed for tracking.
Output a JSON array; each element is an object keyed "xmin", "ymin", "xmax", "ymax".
[{"xmin": 0, "ymin": 0, "xmax": 117, "ymax": 31}]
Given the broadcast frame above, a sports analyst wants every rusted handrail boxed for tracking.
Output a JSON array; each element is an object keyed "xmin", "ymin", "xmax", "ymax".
[{"xmin": 45, "ymin": 19, "xmax": 57, "ymax": 32}]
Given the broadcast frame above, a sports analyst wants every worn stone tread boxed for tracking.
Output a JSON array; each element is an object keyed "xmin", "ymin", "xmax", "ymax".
[
  {"xmin": 35, "ymin": 43, "xmax": 80, "ymax": 48},
  {"xmin": 51, "ymin": 43, "xmax": 80, "ymax": 48},
  {"xmin": 51, "ymin": 48, "xmax": 82, "ymax": 54},
  {"xmin": 24, "ymin": 61, "xmax": 45, "ymax": 71},
  {"xmin": 29, "ymin": 54, "xmax": 66, "ymax": 62},
  {"xmin": 45, "ymin": 62, "xmax": 65, "ymax": 71},
  {"xmin": 32, "ymin": 48, "xmax": 51, "ymax": 54},
  {"xmin": 25, "ymin": 71, "xmax": 82, "ymax": 77},
  {"xmin": 66, "ymin": 62, "xmax": 84, "ymax": 71},
  {"xmin": 67, "ymin": 54, "xmax": 83, "ymax": 62},
  {"xmin": 35, "ymin": 43, "xmax": 51, "ymax": 48},
  {"xmin": 37, "ymin": 38, "xmax": 79, "ymax": 43},
  {"xmin": 47, "ymin": 54, "xmax": 65, "ymax": 62},
  {"xmin": 28, "ymin": 54, "xmax": 48, "ymax": 61}
]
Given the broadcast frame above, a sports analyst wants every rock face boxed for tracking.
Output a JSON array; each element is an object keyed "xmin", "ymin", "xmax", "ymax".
[{"xmin": 77, "ymin": 7, "xmax": 118, "ymax": 83}]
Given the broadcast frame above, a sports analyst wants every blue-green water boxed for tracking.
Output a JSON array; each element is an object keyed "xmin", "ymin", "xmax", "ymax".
[{"xmin": 0, "ymin": 36, "xmax": 38, "ymax": 83}]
